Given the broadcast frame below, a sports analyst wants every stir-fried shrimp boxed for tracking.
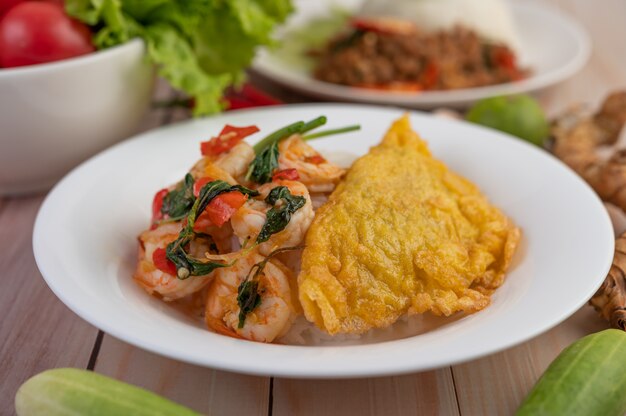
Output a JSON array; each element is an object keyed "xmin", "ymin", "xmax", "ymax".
[
  {"xmin": 190, "ymin": 142, "xmax": 255, "ymax": 184},
  {"xmin": 231, "ymin": 179, "xmax": 314, "ymax": 255},
  {"xmin": 278, "ymin": 135, "xmax": 345, "ymax": 193},
  {"xmin": 189, "ymin": 159, "xmax": 237, "ymax": 184},
  {"xmin": 205, "ymin": 251, "xmax": 295, "ymax": 342},
  {"xmin": 134, "ymin": 222, "xmax": 215, "ymax": 301},
  {"xmin": 214, "ymin": 142, "xmax": 255, "ymax": 182}
]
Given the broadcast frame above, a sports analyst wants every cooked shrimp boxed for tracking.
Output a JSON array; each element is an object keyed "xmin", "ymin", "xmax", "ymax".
[
  {"xmin": 134, "ymin": 222, "xmax": 215, "ymax": 301},
  {"xmin": 205, "ymin": 251, "xmax": 295, "ymax": 342},
  {"xmin": 230, "ymin": 180, "xmax": 314, "ymax": 255},
  {"xmin": 278, "ymin": 135, "xmax": 345, "ymax": 192},
  {"xmin": 189, "ymin": 142, "xmax": 255, "ymax": 184},
  {"xmin": 214, "ymin": 142, "xmax": 255, "ymax": 182}
]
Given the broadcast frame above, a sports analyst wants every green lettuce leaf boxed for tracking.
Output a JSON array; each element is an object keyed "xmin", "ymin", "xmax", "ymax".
[{"xmin": 66, "ymin": 0, "xmax": 292, "ymax": 116}]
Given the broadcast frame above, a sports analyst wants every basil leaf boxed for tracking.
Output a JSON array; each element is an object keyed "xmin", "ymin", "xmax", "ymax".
[
  {"xmin": 246, "ymin": 141, "xmax": 279, "ymax": 184},
  {"xmin": 165, "ymin": 180, "xmax": 259, "ymax": 279},
  {"xmin": 237, "ymin": 280, "xmax": 262, "ymax": 328},
  {"xmin": 161, "ymin": 173, "xmax": 195, "ymax": 220},
  {"xmin": 257, "ymin": 186, "xmax": 306, "ymax": 243},
  {"xmin": 235, "ymin": 246, "xmax": 301, "ymax": 328}
]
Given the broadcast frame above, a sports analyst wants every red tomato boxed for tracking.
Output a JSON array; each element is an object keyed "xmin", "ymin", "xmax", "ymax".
[
  {"xmin": 0, "ymin": 0, "xmax": 24, "ymax": 18},
  {"xmin": 198, "ymin": 191, "xmax": 247, "ymax": 228},
  {"xmin": 272, "ymin": 168, "xmax": 300, "ymax": 181},
  {"xmin": 152, "ymin": 248, "xmax": 177, "ymax": 276},
  {"xmin": 200, "ymin": 124, "xmax": 259, "ymax": 156},
  {"xmin": 0, "ymin": 2, "xmax": 94, "ymax": 68},
  {"xmin": 151, "ymin": 188, "xmax": 168, "ymax": 223},
  {"xmin": 192, "ymin": 177, "xmax": 214, "ymax": 197}
]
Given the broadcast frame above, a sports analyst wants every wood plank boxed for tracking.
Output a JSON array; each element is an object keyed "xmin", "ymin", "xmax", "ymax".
[
  {"xmin": 273, "ymin": 368, "xmax": 460, "ymax": 416},
  {"xmin": 94, "ymin": 336, "xmax": 270, "ymax": 415},
  {"xmin": 0, "ymin": 196, "xmax": 98, "ymax": 407}
]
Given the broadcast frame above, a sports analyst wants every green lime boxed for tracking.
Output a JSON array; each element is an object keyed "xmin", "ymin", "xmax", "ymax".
[{"xmin": 466, "ymin": 95, "xmax": 549, "ymax": 146}]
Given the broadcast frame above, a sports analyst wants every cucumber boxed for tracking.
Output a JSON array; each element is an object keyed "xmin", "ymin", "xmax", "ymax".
[
  {"xmin": 516, "ymin": 329, "xmax": 626, "ymax": 416},
  {"xmin": 15, "ymin": 368, "xmax": 200, "ymax": 416}
]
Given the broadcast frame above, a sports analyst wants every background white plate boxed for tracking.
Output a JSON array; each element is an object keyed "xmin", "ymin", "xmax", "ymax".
[
  {"xmin": 33, "ymin": 104, "xmax": 613, "ymax": 378},
  {"xmin": 253, "ymin": 0, "xmax": 591, "ymax": 108}
]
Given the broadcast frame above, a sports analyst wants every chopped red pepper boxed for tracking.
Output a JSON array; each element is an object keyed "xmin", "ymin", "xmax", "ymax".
[
  {"xmin": 493, "ymin": 47, "xmax": 517, "ymax": 71},
  {"xmin": 151, "ymin": 188, "xmax": 169, "ymax": 223},
  {"xmin": 492, "ymin": 47, "xmax": 523, "ymax": 80},
  {"xmin": 272, "ymin": 168, "xmax": 300, "ymax": 181},
  {"xmin": 421, "ymin": 61, "xmax": 439, "ymax": 89},
  {"xmin": 194, "ymin": 191, "xmax": 248, "ymax": 230},
  {"xmin": 200, "ymin": 124, "xmax": 259, "ymax": 156},
  {"xmin": 193, "ymin": 177, "xmax": 214, "ymax": 197},
  {"xmin": 152, "ymin": 247, "xmax": 177, "ymax": 275},
  {"xmin": 305, "ymin": 154, "xmax": 326, "ymax": 165}
]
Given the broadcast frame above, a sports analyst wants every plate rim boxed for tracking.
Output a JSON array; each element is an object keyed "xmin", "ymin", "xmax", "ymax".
[
  {"xmin": 252, "ymin": 0, "xmax": 592, "ymax": 107},
  {"xmin": 33, "ymin": 103, "xmax": 614, "ymax": 378}
]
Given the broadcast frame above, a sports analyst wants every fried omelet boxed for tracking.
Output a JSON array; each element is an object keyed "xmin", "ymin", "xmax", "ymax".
[{"xmin": 298, "ymin": 115, "xmax": 520, "ymax": 335}]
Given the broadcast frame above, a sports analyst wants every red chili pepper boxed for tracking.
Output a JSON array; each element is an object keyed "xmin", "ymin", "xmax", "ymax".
[
  {"xmin": 305, "ymin": 154, "xmax": 326, "ymax": 165},
  {"xmin": 241, "ymin": 84, "xmax": 282, "ymax": 106},
  {"xmin": 194, "ymin": 191, "xmax": 248, "ymax": 231},
  {"xmin": 422, "ymin": 61, "xmax": 439, "ymax": 89},
  {"xmin": 152, "ymin": 247, "xmax": 177, "ymax": 275},
  {"xmin": 272, "ymin": 168, "xmax": 300, "ymax": 181},
  {"xmin": 193, "ymin": 177, "xmax": 214, "ymax": 197},
  {"xmin": 200, "ymin": 124, "xmax": 260, "ymax": 156},
  {"xmin": 151, "ymin": 188, "xmax": 169, "ymax": 223},
  {"xmin": 493, "ymin": 47, "xmax": 517, "ymax": 70}
]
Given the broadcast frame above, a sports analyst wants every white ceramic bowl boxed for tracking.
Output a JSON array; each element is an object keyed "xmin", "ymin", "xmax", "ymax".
[{"xmin": 0, "ymin": 39, "xmax": 153, "ymax": 195}]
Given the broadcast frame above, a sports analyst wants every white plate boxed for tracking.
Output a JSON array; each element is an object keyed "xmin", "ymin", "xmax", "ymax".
[
  {"xmin": 33, "ymin": 104, "xmax": 612, "ymax": 378},
  {"xmin": 253, "ymin": 0, "xmax": 591, "ymax": 108}
]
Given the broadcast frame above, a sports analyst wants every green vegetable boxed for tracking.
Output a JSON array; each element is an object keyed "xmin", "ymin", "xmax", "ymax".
[
  {"xmin": 466, "ymin": 95, "xmax": 549, "ymax": 146},
  {"xmin": 237, "ymin": 279, "xmax": 262, "ymax": 328},
  {"xmin": 302, "ymin": 124, "xmax": 361, "ymax": 141},
  {"xmin": 161, "ymin": 173, "xmax": 195, "ymax": 221},
  {"xmin": 269, "ymin": 5, "xmax": 350, "ymax": 71},
  {"xmin": 65, "ymin": 0, "xmax": 292, "ymax": 116},
  {"xmin": 516, "ymin": 329, "xmax": 626, "ymax": 416},
  {"xmin": 15, "ymin": 368, "xmax": 199, "ymax": 416},
  {"xmin": 247, "ymin": 141, "xmax": 280, "ymax": 184},
  {"xmin": 251, "ymin": 120, "xmax": 308, "ymax": 154},
  {"xmin": 166, "ymin": 180, "xmax": 259, "ymax": 279},
  {"xmin": 247, "ymin": 116, "xmax": 360, "ymax": 184},
  {"xmin": 236, "ymin": 246, "xmax": 300, "ymax": 327},
  {"xmin": 256, "ymin": 186, "xmax": 305, "ymax": 243},
  {"xmin": 247, "ymin": 118, "xmax": 317, "ymax": 184}
]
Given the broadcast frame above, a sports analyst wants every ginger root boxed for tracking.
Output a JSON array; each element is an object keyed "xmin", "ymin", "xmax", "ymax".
[
  {"xmin": 552, "ymin": 91, "xmax": 626, "ymax": 211},
  {"xmin": 589, "ymin": 231, "xmax": 626, "ymax": 331}
]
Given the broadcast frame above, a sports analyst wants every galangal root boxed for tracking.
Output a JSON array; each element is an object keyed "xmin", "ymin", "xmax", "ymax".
[
  {"xmin": 589, "ymin": 231, "xmax": 626, "ymax": 331},
  {"xmin": 552, "ymin": 91, "xmax": 626, "ymax": 211},
  {"xmin": 552, "ymin": 91, "xmax": 626, "ymax": 330}
]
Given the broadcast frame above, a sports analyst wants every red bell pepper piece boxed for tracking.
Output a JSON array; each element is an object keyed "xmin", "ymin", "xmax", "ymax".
[
  {"xmin": 272, "ymin": 168, "xmax": 300, "ymax": 181},
  {"xmin": 151, "ymin": 188, "xmax": 169, "ymax": 223},
  {"xmin": 194, "ymin": 191, "xmax": 248, "ymax": 230},
  {"xmin": 152, "ymin": 247, "xmax": 177, "ymax": 275},
  {"xmin": 193, "ymin": 177, "xmax": 214, "ymax": 197},
  {"xmin": 200, "ymin": 124, "xmax": 259, "ymax": 156}
]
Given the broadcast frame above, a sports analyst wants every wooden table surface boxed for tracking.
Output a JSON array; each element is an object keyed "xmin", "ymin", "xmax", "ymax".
[{"xmin": 2, "ymin": 1, "xmax": 625, "ymax": 414}]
